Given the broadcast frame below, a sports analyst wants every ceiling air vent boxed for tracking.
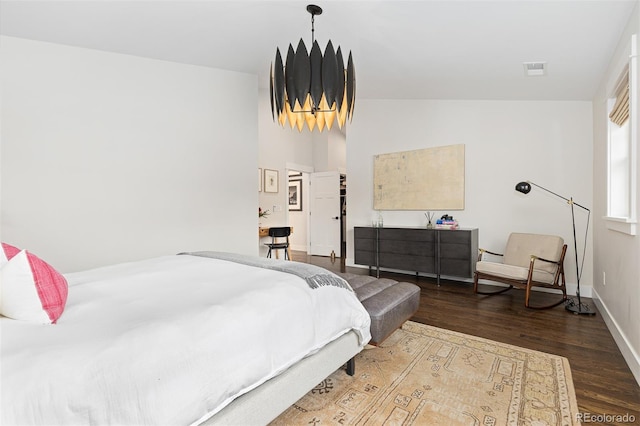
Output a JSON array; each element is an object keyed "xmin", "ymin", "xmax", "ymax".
[{"xmin": 523, "ymin": 62, "xmax": 547, "ymax": 77}]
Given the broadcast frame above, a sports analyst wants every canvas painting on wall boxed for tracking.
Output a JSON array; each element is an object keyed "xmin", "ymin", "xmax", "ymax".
[{"xmin": 374, "ymin": 144, "xmax": 465, "ymax": 210}]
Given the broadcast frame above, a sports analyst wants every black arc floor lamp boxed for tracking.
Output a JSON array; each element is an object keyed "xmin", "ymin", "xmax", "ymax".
[{"xmin": 515, "ymin": 181, "xmax": 596, "ymax": 316}]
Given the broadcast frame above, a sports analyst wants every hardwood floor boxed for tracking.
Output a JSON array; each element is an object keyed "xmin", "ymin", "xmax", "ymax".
[{"xmin": 292, "ymin": 251, "xmax": 640, "ymax": 425}]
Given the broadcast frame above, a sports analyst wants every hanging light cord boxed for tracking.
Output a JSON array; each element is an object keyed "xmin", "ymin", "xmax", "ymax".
[{"xmin": 290, "ymin": 7, "xmax": 336, "ymax": 116}]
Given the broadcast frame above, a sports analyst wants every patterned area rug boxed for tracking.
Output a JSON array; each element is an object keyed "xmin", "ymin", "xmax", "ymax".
[{"xmin": 271, "ymin": 321, "xmax": 580, "ymax": 426}]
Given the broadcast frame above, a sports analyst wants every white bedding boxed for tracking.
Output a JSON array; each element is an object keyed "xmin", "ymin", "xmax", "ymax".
[{"xmin": 1, "ymin": 254, "xmax": 371, "ymax": 425}]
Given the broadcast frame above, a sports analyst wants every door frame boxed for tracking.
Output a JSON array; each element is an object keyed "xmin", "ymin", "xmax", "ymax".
[{"xmin": 286, "ymin": 162, "xmax": 314, "ymax": 253}]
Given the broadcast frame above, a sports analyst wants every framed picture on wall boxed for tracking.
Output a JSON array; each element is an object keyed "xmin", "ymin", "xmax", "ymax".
[
  {"xmin": 289, "ymin": 179, "xmax": 302, "ymax": 211},
  {"xmin": 258, "ymin": 168, "xmax": 262, "ymax": 192},
  {"xmin": 264, "ymin": 169, "xmax": 279, "ymax": 193}
]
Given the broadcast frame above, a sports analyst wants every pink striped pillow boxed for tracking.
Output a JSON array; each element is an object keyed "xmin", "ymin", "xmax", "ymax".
[
  {"xmin": 1, "ymin": 242, "xmax": 21, "ymax": 266},
  {"xmin": 0, "ymin": 247, "xmax": 68, "ymax": 324}
]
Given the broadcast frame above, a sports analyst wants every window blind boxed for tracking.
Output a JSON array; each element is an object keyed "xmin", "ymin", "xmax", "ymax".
[{"xmin": 609, "ymin": 70, "xmax": 629, "ymax": 126}]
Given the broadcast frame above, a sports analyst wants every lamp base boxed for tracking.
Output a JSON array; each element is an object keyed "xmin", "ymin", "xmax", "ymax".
[{"xmin": 565, "ymin": 298, "xmax": 596, "ymax": 316}]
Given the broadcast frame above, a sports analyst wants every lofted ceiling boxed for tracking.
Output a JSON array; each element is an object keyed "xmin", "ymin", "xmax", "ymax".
[{"xmin": 0, "ymin": 0, "xmax": 637, "ymax": 101}]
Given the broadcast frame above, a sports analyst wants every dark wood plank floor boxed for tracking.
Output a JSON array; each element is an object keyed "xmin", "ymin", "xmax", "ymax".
[{"xmin": 292, "ymin": 251, "xmax": 640, "ymax": 425}]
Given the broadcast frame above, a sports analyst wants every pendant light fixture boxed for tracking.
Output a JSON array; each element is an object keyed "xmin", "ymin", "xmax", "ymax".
[{"xmin": 270, "ymin": 4, "xmax": 355, "ymax": 132}]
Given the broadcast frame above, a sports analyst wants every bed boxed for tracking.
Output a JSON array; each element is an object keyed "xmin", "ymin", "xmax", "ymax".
[{"xmin": 0, "ymin": 251, "xmax": 371, "ymax": 425}]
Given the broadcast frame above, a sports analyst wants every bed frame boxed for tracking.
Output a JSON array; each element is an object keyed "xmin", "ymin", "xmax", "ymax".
[{"xmin": 202, "ymin": 330, "xmax": 361, "ymax": 425}]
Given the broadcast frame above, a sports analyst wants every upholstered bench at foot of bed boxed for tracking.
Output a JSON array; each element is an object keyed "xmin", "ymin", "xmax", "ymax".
[{"xmin": 338, "ymin": 273, "xmax": 421, "ymax": 345}]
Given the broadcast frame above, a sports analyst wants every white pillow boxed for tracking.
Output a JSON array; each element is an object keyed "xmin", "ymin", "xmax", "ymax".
[
  {"xmin": 0, "ymin": 249, "xmax": 68, "ymax": 324},
  {"xmin": 1, "ymin": 243, "xmax": 22, "ymax": 307}
]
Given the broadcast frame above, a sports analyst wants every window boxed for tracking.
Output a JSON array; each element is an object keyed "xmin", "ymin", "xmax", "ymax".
[
  {"xmin": 606, "ymin": 34, "xmax": 637, "ymax": 235},
  {"xmin": 609, "ymin": 70, "xmax": 631, "ymax": 218}
]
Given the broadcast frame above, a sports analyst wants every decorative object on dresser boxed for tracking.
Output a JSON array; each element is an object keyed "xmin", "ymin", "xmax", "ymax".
[
  {"xmin": 515, "ymin": 180, "xmax": 595, "ymax": 315},
  {"xmin": 435, "ymin": 214, "xmax": 458, "ymax": 229},
  {"xmin": 424, "ymin": 211, "xmax": 435, "ymax": 229},
  {"xmin": 474, "ymin": 232, "xmax": 568, "ymax": 309},
  {"xmin": 353, "ymin": 226, "xmax": 478, "ymax": 284}
]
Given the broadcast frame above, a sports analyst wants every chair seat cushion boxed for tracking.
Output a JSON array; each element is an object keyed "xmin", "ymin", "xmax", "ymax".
[
  {"xmin": 476, "ymin": 261, "xmax": 555, "ymax": 284},
  {"xmin": 503, "ymin": 233, "xmax": 564, "ymax": 274},
  {"xmin": 265, "ymin": 243, "xmax": 289, "ymax": 248}
]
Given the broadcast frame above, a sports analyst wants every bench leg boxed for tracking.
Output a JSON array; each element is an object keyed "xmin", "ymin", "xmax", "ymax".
[{"xmin": 346, "ymin": 357, "xmax": 355, "ymax": 376}]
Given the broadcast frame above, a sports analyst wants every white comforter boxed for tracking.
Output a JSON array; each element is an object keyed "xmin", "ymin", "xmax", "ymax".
[{"xmin": 1, "ymin": 254, "xmax": 371, "ymax": 425}]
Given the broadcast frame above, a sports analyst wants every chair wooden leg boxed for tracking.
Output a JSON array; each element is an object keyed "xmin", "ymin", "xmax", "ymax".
[
  {"xmin": 474, "ymin": 272, "xmax": 514, "ymax": 295},
  {"xmin": 475, "ymin": 283, "xmax": 513, "ymax": 295},
  {"xmin": 524, "ymin": 288, "xmax": 567, "ymax": 309},
  {"xmin": 475, "ymin": 285, "xmax": 514, "ymax": 295}
]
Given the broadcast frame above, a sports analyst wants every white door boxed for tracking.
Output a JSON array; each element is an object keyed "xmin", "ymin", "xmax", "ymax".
[{"xmin": 309, "ymin": 171, "xmax": 341, "ymax": 256}]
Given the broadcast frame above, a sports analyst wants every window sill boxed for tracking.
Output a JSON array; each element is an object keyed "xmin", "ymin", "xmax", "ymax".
[{"xmin": 604, "ymin": 216, "xmax": 637, "ymax": 235}]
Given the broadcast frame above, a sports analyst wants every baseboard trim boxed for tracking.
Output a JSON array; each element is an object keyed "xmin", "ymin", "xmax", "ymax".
[
  {"xmin": 344, "ymin": 259, "xmax": 592, "ymax": 297},
  {"xmin": 592, "ymin": 289, "xmax": 640, "ymax": 386}
]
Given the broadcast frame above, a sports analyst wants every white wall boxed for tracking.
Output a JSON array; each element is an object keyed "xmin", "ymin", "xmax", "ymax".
[
  {"xmin": 592, "ymin": 3, "xmax": 640, "ymax": 384},
  {"xmin": 258, "ymin": 88, "xmax": 312, "ymax": 229},
  {"xmin": 328, "ymin": 130, "xmax": 347, "ymax": 173},
  {"xmin": 347, "ymin": 99, "xmax": 594, "ymax": 297},
  {"xmin": 311, "ymin": 129, "xmax": 347, "ymax": 174},
  {"xmin": 1, "ymin": 36, "xmax": 258, "ymax": 273}
]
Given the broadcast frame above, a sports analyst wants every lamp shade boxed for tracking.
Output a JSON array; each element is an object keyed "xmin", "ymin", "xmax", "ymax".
[
  {"xmin": 515, "ymin": 181, "xmax": 532, "ymax": 194},
  {"xmin": 269, "ymin": 5, "xmax": 355, "ymax": 132}
]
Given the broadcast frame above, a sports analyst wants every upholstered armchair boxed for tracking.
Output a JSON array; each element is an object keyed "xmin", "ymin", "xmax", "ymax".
[{"xmin": 473, "ymin": 233, "xmax": 568, "ymax": 309}]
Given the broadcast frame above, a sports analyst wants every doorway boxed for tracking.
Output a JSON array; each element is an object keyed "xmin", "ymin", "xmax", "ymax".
[
  {"xmin": 287, "ymin": 169, "xmax": 346, "ymax": 258},
  {"xmin": 287, "ymin": 170, "xmax": 309, "ymax": 253}
]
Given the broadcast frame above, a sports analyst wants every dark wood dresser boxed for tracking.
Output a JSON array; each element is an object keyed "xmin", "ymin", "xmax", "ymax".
[{"xmin": 354, "ymin": 226, "xmax": 479, "ymax": 283}]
